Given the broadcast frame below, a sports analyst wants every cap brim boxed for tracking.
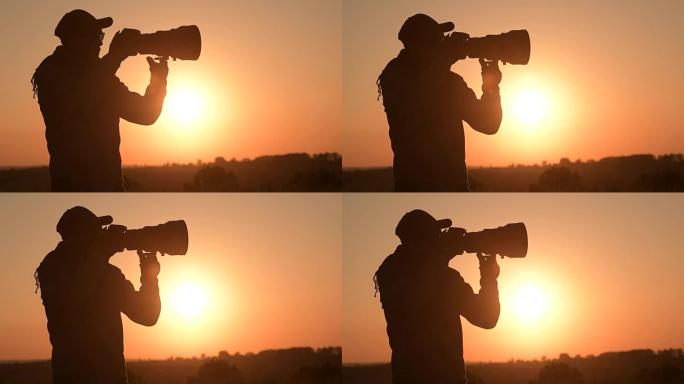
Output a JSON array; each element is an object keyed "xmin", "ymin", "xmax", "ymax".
[
  {"xmin": 97, "ymin": 17, "xmax": 113, "ymax": 29},
  {"xmin": 97, "ymin": 215, "xmax": 113, "ymax": 226},
  {"xmin": 439, "ymin": 22, "xmax": 454, "ymax": 33},
  {"xmin": 436, "ymin": 218, "xmax": 452, "ymax": 229}
]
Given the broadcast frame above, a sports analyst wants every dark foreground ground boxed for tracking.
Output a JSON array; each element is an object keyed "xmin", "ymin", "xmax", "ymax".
[
  {"xmin": 344, "ymin": 349, "xmax": 684, "ymax": 384},
  {"xmin": 0, "ymin": 346, "xmax": 341, "ymax": 384},
  {"xmin": 0, "ymin": 153, "xmax": 342, "ymax": 192},
  {"xmin": 343, "ymin": 154, "xmax": 684, "ymax": 192}
]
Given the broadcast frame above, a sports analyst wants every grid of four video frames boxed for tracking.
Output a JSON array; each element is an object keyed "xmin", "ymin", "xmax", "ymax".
[{"xmin": 1, "ymin": 1, "xmax": 682, "ymax": 384}]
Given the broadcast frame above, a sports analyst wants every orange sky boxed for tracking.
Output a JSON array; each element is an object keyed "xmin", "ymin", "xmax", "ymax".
[
  {"xmin": 0, "ymin": 0, "xmax": 341, "ymax": 167},
  {"xmin": 343, "ymin": 194, "xmax": 684, "ymax": 363},
  {"xmin": 3, "ymin": 1, "xmax": 683, "ymax": 168},
  {"xmin": 0, "ymin": 194, "xmax": 341, "ymax": 360},
  {"xmin": 343, "ymin": 0, "xmax": 684, "ymax": 167}
]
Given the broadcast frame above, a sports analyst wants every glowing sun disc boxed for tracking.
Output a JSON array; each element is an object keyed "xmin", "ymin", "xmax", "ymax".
[
  {"xmin": 513, "ymin": 283, "xmax": 549, "ymax": 323},
  {"xmin": 513, "ymin": 89, "xmax": 550, "ymax": 126},
  {"xmin": 166, "ymin": 88, "xmax": 204, "ymax": 124},
  {"xmin": 170, "ymin": 282, "xmax": 208, "ymax": 319}
]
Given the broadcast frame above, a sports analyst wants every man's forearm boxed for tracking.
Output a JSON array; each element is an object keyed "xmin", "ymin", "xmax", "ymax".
[
  {"xmin": 473, "ymin": 255, "xmax": 501, "ymax": 328},
  {"xmin": 135, "ymin": 275, "xmax": 161, "ymax": 326},
  {"xmin": 122, "ymin": 73, "xmax": 166, "ymax": 126},
  {"xmin": 146, "ymin": 71, "xmax": 167, "ymax": 100},
  {"xmin": 479, "ymin": 275, "xmax": 499, "ymax": 300},
  {"xmin": 474, "ymin": 276, "xmax": 500, "ymax": 328},
  {"xmin": 140, "ymin": 273, "xmax": 159, "ymax": 292},
  {"xmin": 118, "ymin": 268, "xmax": 161, "ymax": 326},
  {"xmin": 474, "ymin": 90, "xmax": 502, "ymax": 134}
]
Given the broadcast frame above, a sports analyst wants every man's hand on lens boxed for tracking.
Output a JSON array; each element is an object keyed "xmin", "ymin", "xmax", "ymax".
[
  {"xmin": 477, "ymin": 253, "xmax": 500, "ymax": 280},
  {"xmin": 138, "ymin": 250, "xmax": 161, "ymax": 280},
  {"xmin": 480, "ymin": 58, "xmax": 502, "ymax": 92},
  {"xmin": 147, "ymin": 56, "xmax": 169, "ymax": 80},
  {"xmin": 108, "ymin": 29, "xmax": 141, "ymax": 59}
]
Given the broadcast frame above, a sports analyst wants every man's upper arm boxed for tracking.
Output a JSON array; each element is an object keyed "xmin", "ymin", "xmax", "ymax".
[
  {"xmin": 444, "ymin": 269, "xmax": 476, "ymax": 313},
  {"xmin": 115, "ymin": 79, "xmax": 145, "ymax": 123},
  {"xmin": 450, "ymin": 74, "xmax": 479, "ymax": 126},
  {"xmin": 110, "ymin": 266, "xmax": 138, "ymax": 310}
]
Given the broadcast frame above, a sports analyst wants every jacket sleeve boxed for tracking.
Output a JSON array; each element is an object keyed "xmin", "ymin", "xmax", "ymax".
[
  {"xmin": 112, "ymin": 267, "xmax": 161, "ymax": 326},
  {"xmin": 115, "ymin": 72, "xmax": 167, "ymax": 126},
  {"xmin": 454, "ymin": 75, "xmax": 502, "ymax": 135},
  {"xmin": 447, "ymin": 269, "xmax": 500, "ymax": 329}
]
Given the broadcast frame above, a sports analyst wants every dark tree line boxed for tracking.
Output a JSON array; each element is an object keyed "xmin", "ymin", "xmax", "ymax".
[{"xmin": 342, "ymin": 349, "xmax": 684, "ymax": 384}]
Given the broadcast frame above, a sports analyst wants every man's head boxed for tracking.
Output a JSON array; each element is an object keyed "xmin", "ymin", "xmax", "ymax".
[
  {"xmin": 55, "ymin": 9, "xmax": 113, "ymax": 59},
  {"xmin": 395, "ymin": 209, "xmax": 452, "ymax": 246},
  {"xmin": 398, "ymin": 14, "xmax": 454, "ymax": 53},
  {"xmin": 57, "ymin": 206, "xmax": 113, "ymax": 245}
]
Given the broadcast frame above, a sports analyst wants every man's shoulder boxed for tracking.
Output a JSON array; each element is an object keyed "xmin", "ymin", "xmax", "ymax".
[
  {"xmin": 33, "ymin": 52, "xmax": 62, "ymax": 86},
  {"xmin": 36, "ymin": 53, "xmax": 57, "ymax": 71},
  {"xmin": 36, "ymin": 248, "xmax": 61, "ymax": 278},
  {"xmin": 103, "ymin": 262, "xmax": 125, "ymax": 276},
  {"xmin": 376, "ymin": 251, "xmax": 399, "ymax": 277},
  {"xmin": 379, "ymin": 57, "xmax": 401, "ymax": 85},
  {"xmin": 446, "ymin": 71, "xmax": 468, "ymax": 87},
  {"xmin": 380, "ymin": 52, "xmax": 417, "ymax": 85},
  {"xmin": 443, "ymin": 267, "xmax": 466, "ymax": 284},
  {"xmin": 383, "ymin": 56, "xmax": 402, "ymax": 72}
]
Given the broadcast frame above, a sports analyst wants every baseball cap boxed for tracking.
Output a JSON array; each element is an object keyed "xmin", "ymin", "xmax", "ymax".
[
  {"xmin": 55, "ymin": 9, "xmax": 113, "ymax": 40},
  {"xmin": 395, "ymin": 209, "xmax": 452, "ymax": 242},
  {"xmin": 398, "ymin": 14, "xmax": 454, "ymax": 47},
  {"xmin": 56, "ymin": 206, "xmax": 113, "ymax": 239}
]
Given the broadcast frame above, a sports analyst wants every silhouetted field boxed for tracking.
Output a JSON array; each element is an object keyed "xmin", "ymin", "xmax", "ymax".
[
  {"xmin": 0, "ymin": 346, "xmax": 341, "ymax": 384},
  {"xmin": 343, "ymin": 349, "xmax": 684, "ymax": 384},
  {"xmin": 343, "ymin": 154, "xmax": 684, "ymax": 191},
  {"xmin": 0, "ymin": 153, "xmax": 342, "ymax": 192}
]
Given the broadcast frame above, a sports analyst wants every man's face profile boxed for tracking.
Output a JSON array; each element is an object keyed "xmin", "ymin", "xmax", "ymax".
[
  {"xmin": 60, "ymin": 222, "xmax": 101, "ymax": 248},
  {"xmin": 62, "ymin": 29, "xmax": 103, "ymax": 59}
]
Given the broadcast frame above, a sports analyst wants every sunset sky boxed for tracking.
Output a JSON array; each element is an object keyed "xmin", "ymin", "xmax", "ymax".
[
  {"xmin": 0, "ymin": 0, "xmax": 341, "ymax": 167},
  {"xmin": 343, "ymin": 194, "xmax": 684, "ymax": 363},
  {"xmin": 343, "ymin": 0, "xmax": 684, "ymax": 168},
  {"xmin": 0, "ymin": 194, "xmax": 341, "ymax": 360}
]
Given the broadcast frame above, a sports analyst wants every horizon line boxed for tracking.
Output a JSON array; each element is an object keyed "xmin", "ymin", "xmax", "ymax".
[
  {"xmin": 342, "ymin": 151, "xmax": 684, "ymax": 170},
  {"xmin": 0, "ymin": 151, "xmax": 343, "ymax": 170},
  {"xmin": 342, "ymin": 345, "xmax": 684, "ymax": 366},
  {"xmin": 0, "ymin": 344, "xmax": 343, "ymax": 364}
]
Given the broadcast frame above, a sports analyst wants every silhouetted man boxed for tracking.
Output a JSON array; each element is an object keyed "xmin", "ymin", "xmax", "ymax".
[
  {"xmin": 36, "ymin": 206, "xmax": 161, "ymax": 384},
  {"xmin": 378, "ymin": 14, "xmax": 503, "ymax": 191},
  {"xmin": 32, "ymin": 9, "xmax": 169, "ymax": 191},
  {"xmin": 375, "ymin": 210, "xmax": 500, "ymax": 384}
]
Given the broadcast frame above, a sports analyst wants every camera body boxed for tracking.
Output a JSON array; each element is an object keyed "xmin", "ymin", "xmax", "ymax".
[
  {"xmin": 440, "ymin": 222, "xmax": 528, "ymax": 258},
  {"xmin": 102, "ymin": 220, "xmax": 189, "ymax": 255},
  {"xmin": 444, "ymin": 29, "xmax": 530, "ymax": 65}
]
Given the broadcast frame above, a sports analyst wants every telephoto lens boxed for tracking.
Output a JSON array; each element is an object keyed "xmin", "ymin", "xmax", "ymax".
[
  {"xmin": 123, "ymin": 220, "xmax": 189, "ymax": 255},
  {"xmin": 136, "ymin": 25, "xmax": 202, "ymax": 61},
  {"xmin": 463, "ymin": 223, "xmax": 528, "ymax": 258}
]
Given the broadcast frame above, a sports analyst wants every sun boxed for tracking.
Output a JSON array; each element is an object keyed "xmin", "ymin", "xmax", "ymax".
[
  {"xmin": 165, "ymin": 87, "xmax": 205, "ymax": 125},
  {"xmin": 512, "ymin": 283, "xmax": 549, "ymax": 324},
  {"xmin": 170, "ymin": 281, "xmax": 209, "ymax": 320},
  {"xmin": 511, "ymin": 88, "xmax": 551, "ymax": 128}
]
